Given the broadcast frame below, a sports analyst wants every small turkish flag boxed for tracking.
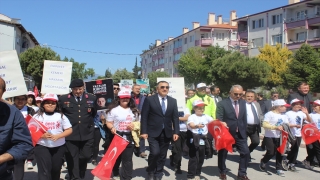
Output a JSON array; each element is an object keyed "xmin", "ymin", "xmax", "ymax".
[
  {"xmin": 26, "ymin": 115, "xmax": 48, "ymax": 146},
  {"xmin": 277, "ymin": 130, "xmax": 288, "ymax": 154},
  {"xmin": 301, "ymin": 123, "xmax": 320, "ymax": 145},
  {"xmin": 33, "ymin": 86, "xmax": 39, "ymax": 97},
  {"xmin": 208, "ymin": 120, "xmax": 235, "ymax": 153},
  {"xmin": 91, "ymin": 134, "xmax": 129, "ymax": 180}
]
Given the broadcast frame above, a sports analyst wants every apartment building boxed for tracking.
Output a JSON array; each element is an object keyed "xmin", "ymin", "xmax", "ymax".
[
  {"xmin": 0, "ymin": 13, "xmax": 39, "ymax": 54},
  {"xmin": 234, "ymin": 0, "xmax": 320, "ymax": 57},
  {"xmin": 140, "ymin": 11, "xmax": 238, "ymax": 78}
]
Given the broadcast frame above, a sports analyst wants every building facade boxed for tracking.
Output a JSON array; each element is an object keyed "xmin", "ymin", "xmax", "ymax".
[
  {"xmin": 140, "ymin": 11, "xmax": 239, "ymax": 78},
  {"xmin": 0, "ymin": 13, "xmax": 39, "ymax": 54},
  {"xmin": 234, "ymin": 0, "xmax": 320, "ymax": 57}
]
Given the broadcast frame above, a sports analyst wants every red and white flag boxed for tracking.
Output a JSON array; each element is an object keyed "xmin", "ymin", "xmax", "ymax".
[
  {"xmin": 91, "ymin": 134, "xmax": 129, "ymax": 180},
  {"xmin": 25, "ymin": 115, "xmax": 48, "ymax": 146},
  {"xmin": 33, "ymin": 86, "xmax": 39, "ymax": 97},
  {"xmin": 302, "ymin": 123, "xmax": 320, "ymax": 145},
  {"xmin": 208, "ymin": 120, "xmax": 235, "ymax": 153},
  {"xmin": 277, "ymin": 130, "xmax": 288, "ymax": 154}
]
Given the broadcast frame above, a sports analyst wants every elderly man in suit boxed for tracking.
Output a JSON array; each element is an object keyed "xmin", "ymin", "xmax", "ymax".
[
  {"xmin": 244, "ymin": 90, "xmax": 264, "ymax": 157},
  {"xmin": 141, "ymin": 81, "xmax": 180, "ymax": 180},
  {"xmin": 216, "ymin": 85, "xmax": 250, "ymax": 180}
]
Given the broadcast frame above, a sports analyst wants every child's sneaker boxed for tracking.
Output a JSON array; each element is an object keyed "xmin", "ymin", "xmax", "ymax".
[
  {"xmin": 303, "ymin": 159, "xmax": 313, "ymax": 170},
  {"xmin": 276, "ymin": 170, "xmax": 285, "ymax": 177}
]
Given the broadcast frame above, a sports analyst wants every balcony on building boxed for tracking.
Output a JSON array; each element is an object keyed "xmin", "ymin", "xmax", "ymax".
[
  {"xmin": 240, "ymin": 48, "xmax": 249, "ymax": 56},
  {"xmin": 195, "ymin": 38, "xmax": 213, "ymax": 47},
  {"xmin": 285, "ymin": 5, "xmax": 320, "ymax": 30},
  {"xmin": 228, "ymin": 40, "xmax": 248, "ymax": 49},
  {"xmin": 286, "ymin": 38, "xmax": 320, "ymax": 50},
  {"xmin": 237, "ymin": 21, "xmax": 248, "ymax": 40}
]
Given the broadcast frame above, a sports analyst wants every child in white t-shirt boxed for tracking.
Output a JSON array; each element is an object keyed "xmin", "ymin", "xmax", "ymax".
[
  {"xmin": 260, "ymin": 99, "xmax": 289, "ymax": 177},
  {"xmin": 303, "ymin": 99, "xmax": 320, "ymax": 170},
  {"xmin": 187, "ymin": 100, "xmax": 213, "ymax": 180},
  {"xmin": 285, "ymin": 99, "xmax": 310, "ymax": 172},
  {"xmin": 33, "ymin": 93, "xmax": 72, "ymax": 180}
]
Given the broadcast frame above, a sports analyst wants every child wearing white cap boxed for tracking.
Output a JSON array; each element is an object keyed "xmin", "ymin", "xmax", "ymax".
[
  {"xmin": 303, "ymin": 99, "xmax": 320, "ymax": 170},
  {"xmin": 32, "ymin": 93, "xmax": 72, "ymax": 180},
  {"xmin": 186, "ymin": 100, "xmax": 213, "ymax": 180},
  {"xmin": 285, "ymin": 99, "xmax": 311, "ymax": 171},
  {"xmin": 260, "ymin": 99, "xmax": 290, "ymax": 177}
]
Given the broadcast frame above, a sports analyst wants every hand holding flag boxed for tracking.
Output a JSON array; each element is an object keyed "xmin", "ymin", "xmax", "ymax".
[
  {"xmin": 25, "ymin": 115, "xmax": 48, "ymax": 146},
  {"xmin": 301, "ymin": 123, "xmax": 320, "ymax": 145},
  {"xmin": 277, "ymin": 130, "xmax": 288, "ymax": 154},
  {"xmin": 208, "ymin": 120, "xmax": 235, "ymax": 153}
]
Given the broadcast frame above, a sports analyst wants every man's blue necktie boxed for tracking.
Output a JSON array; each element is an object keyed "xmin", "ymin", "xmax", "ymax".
[{"xmin": 161, "ymin": 98, "xmax": 166, "ymax": 115}]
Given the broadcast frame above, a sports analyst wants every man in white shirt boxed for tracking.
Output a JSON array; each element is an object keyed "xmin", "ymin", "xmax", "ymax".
[{"xmin": 244, "ymin": 90, "xmax": 264, "ymax": 158}]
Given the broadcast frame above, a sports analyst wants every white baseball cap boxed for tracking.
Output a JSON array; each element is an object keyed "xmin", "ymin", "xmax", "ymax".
[
  {"xmin": 43, "ymin": 93, "xmax": 58, "ymax": 101},
  {"xmin": 290, "ymin": 98, "xmax": 304, "ymax": 105},
  {"xmin": 192, "ymin": 99, "xmax": 207, "ymax": 107},
  {"xmin": 35, "ymin": 97, "xmax": 43, "ymax": 102},
  {"xmin": 274, "ymin": 99, "xmax": 290, "ymax": 107},
  {"xmin": 196, "ymin": 83, "xmax": 207, "ymax": 89},
  {"xmin": 118, "ymin": 90, "xmax": 131, "ymax": 99},
  {"xmin": 27, "ymin": 91, "xmax": 35, "ymax": 96},
  {"xmin": 310, "ymin": 99, "xmax": 320, "ymax": 106}
]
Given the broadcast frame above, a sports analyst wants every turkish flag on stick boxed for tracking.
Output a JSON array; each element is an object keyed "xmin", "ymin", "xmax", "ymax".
[
  {"xmin": 33, "ymin": 86, "xmax": 39, "ymax": 97},
  {"xmin": 302, "ymin": 123, "xmax": 320, "ymax": 145},
  {"xmin": 92, "ymin": 134, "xmax": 129, "ymax": 180},
  {"xmin": 277, "ymin": 130, "xmax": 288, "ymax": 154},
  {"xmin": 25, "ymin": 115, "xmax": 48, "ymax": 146},
  {"xmin": 208, "ymin": 120, "xmax": 235, "ymax": 153}
]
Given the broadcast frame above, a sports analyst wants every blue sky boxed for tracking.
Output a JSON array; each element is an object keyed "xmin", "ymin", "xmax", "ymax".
[{"xmin": 0, "ymin": 0, "xmax": 289, "ymax": 76}]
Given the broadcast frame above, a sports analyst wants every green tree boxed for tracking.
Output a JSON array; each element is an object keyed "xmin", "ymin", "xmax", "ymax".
[
  {"xmin": 258, "ymin": 44, "xmax": 293, "ymax": 88},
  {"xmin": 19, "ymin": 46, "xmax": 60, "ymax": 88},
  {"xmin": 132, "ymin": 57, "xmax": 141, "ymax": 79},
  {"xmin": 284, "ymin": 44, "xmax": 320, "ymax": 91},
  {"xmin": 177, "ymin": 45, "xmax": 230, "ymax": 86},
  {"xmin": 147, "ymin": 71, "xmax": 170, "ymax": 90},
  {"xmin": 61, "ymin": 57, "xmax": 95, "ymax": 80},
  {"xmin": 112, "ymin": 68, "xmax": 134, "ymax": 83},
  {"xmin": 210, "ymin": 52, "xmax": 271, "ymax": 92},
  {"xmin": 105, "ymin": 68, "xmax": 113, "ymax": 78}
]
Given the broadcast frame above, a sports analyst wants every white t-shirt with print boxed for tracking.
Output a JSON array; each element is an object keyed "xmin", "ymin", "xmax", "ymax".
[
  {"xmin": 187, "ymin": 114, "xmax": 212, "ymax": 135},
  {"xmin": 286, "ymin": 111, "xmax": 306, "ymax": 137},
  {"xmin": 264, "ymin": 111, "xmax": 289, "ymax": 138},
  {"xmin": 179, "ymin": 108, "xmax": 191, "ymax": 132},
  {"xmin": 107, "ymin": 106, "xmax": 139, "ymax": 132},
  {"xmin": 33, "ymin": 113, "xmax": 72, "ymax": 148},
  {"xmin": 309, "ymin": 113, "xmax": 320, "ymax": 130}
]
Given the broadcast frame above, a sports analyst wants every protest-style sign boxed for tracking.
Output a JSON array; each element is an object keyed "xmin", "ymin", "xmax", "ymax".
[
  {"xmin": 157, "ymin": 77, "xmax": 185, "ymax": 111},
  {"xmin": 136, "ymin": 79, "xmax": 150, "ymax": 94},
  {"xmin": 41, "ymin": 60, "xmax": 73, "ymax": 95},
  {"xmin": 85, "ymin": 79, "xmax": 114, "ymax": 110},
  {"xmin": 0, "ymin": 50, "xmax": 28, "ymax": 98},
  {"xmin": 120, "ymin": 79, "xmax": 133, "ymax": 93}
]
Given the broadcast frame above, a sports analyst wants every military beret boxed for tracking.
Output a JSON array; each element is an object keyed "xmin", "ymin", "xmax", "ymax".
[{"xmin": 69, "ymin": 79, "xmax": 84, "ymax": 88}]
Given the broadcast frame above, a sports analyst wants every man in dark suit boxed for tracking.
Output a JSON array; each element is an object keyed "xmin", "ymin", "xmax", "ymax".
[
  {"xmin": 210, "ymin": 85, "xmax": 222, "ymax": 104},
  {"xmin": 244, "ymin": 90, "xmax": 264, "ymax": 157},
  {"xmin": 216, "ymin": 85, "xmax": 250, "ymax": 180},
  {"xmin": 263, "ymin": 92, "xmax": 279, "ymax": 114},
  {"xmin": 287, "ymin": 82, "xmax": 312, "ymax": 113},
  {"xmin": 141, "ymin": 81, "xmax": 180, "ymax": 180},
  {"xmin": 59, "ymin": 79, "xmax": 97, "ymax": 180}
]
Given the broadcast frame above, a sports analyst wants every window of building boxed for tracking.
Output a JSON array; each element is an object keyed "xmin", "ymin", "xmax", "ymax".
[
  {"xmin": 252, "ymin": 18, "xmax": 264, "ymax": 29},
  {"xmin": 217, "ymin": 33, "xmax": 225, "ymax": 40},
  {"xmin": 169, "ymin": 57, "xmax": 171, "ymax": 62},
  {"xmin": 201, "ymin": 33, "xmax": 208, "ymax": 39},
  {"xmin": 190, "ymin": 35, "xmax": 194, "ymax": 42},
  {"xmin": 165, "ymin": 58, "xmax": 167, "ymax": 63},
  {"xmin": 297, "ymin": 10, "xmax": 308, "ymax": 20},
  {"xmin": 170, "ymin": 44, "xmax": 173, "ymax": 50},
  {"xmin": 252, "ymin": 38, "xmax": 263, "ymax": 48},
  {"xmin": 272, "ymin": 14, "xmax": 282, "ymax": 25},
  {"xmin": 159, "ymin": 59, "xmax": 164, "ymax": 64},
  {"xmin": 184, "ymin": 38, "xmax": 187, "ymax": 44},
  {"xmin": 272, "ymin": 34, "xmax": 282, "ymax": 45},
  {"xmin": 296, "ymin": 32, "xmax": 307, "ymax": 41},
  {"xmin": 316, "ymin": 6, "xmax": 320, "ymax": 15}
]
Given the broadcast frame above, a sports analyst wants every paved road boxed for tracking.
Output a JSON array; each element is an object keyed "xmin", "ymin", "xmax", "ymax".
[{"xmin": 23, "ymin": 138, "xmax": 320, "ymax": 180}]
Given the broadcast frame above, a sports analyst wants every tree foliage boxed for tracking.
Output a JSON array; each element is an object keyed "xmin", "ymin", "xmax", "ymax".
[
  {"xmin": 112, "ymin": 68, "xmax": 134, "ymax": 83},
  {"xmin": 19, "ymin": 46, "xmax": 60, "ymax": 88},
  {"xmin": 105, "ymin": 68, "xmax": 113, "ymax": 78},
  {"xmin": 61, "ymin": 57, "xmax": 95, "ymax": 80},
  {"xmin": 132, "ymin": 57, "xmax": 141, "ymax": 79},
  {"xmin": 258, "ymin": 44, "xmax": 293, "ymax": 88},
  {"xmin": 284, "ymin": 44, "xmax": 320, "ymax": 91},
  {"xmin": 210, "ymin": 52, "xmax": 271, "ymax": 92},
  {"xmin": 147, "ymin": 71, "xmax": 170, "ymax": 91},
  {"xmin": 177, "ymin": 45, "xmax": 230, "ymax": 86}
]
